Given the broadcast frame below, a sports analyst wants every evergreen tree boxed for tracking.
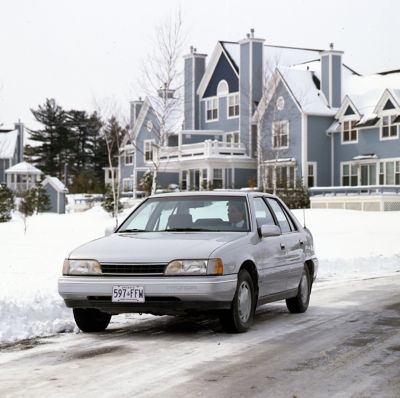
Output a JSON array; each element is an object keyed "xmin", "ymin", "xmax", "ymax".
[
  {"xmin": 102, "ymin": 184, "xmax": 122, "ymax": 216},
  {"xmin": 34, "ymin": 183, "xmax": 51, "ymax": 213},
  {"xmin": 27, "ymin": 99, "xmax": 71, "ymax": 179},
  {"xmin": 0, "ymin": 185, "xmax": 15, "ymax": 222}
]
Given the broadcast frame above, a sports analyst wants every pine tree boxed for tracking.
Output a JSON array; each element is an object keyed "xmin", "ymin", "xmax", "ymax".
[
  {"xmin": 102, "ymin": 185, "xmax": 122, "ymax": 216},
  {"xmin": 19, "ymin": 189, "xmax": 36, "ymax": 233},
  {"xmin": 27, "ymin": 99, "xmax": 71, "ymax": 179},
  {"xmin": 0, "ymin": 185, "xmax": 15, "ymax": 222}
]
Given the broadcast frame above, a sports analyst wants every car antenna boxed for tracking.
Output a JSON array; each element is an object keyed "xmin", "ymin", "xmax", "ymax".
[{"xmin": 303, "ymin": 207, "xmax": 306, "ymax": 228}]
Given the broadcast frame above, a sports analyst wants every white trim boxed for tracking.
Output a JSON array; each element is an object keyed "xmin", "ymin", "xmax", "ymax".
[
  {"xmin": 307, "ymin": 161, "xmax": 317, "ymax": 187},
  {"xmin": 373, "ymin": 88, "xmax": 400, "ymax": 115},
  {"xmin": 302, "ymin": 114, "xmax": 308, "ymax": 186},
  {"xmin": 341, "ymin": 117, "xmax": 359, "ymax": 145},
  {"xmin": 380, "ymin": 112, "xmax": 399, "ymax": 141},
  {"xmin": 204, "ymin": 97, "xmax": 219, "ymax": 122},
  {"xmin": 335, "ymin": 95, "xmax": 361, "ymax": 120},
  {"xmin": 272, "ymin": 120, "xmax": 289, "ymax": 150},
  {"xmin": 196, "ymin": 43, "xmax": 239, "ymax": 99},
  {"xmin": 227, "ymin": 93, "xmax": 240, "ymax": 119}
]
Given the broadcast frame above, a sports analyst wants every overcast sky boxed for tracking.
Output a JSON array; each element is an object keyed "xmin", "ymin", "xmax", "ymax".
[{"xmin": 1, "ymin": 0, "xmax": 399, "ymax": 129}]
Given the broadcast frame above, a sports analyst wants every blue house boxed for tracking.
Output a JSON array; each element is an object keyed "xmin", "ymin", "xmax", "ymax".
[
  {"xmin": 117, "ymin": 30, "xmax": 400, "ymax": 209},
  {"xmin": 0, "ymin": 122, "xmax": 24, "ymax": 185}
]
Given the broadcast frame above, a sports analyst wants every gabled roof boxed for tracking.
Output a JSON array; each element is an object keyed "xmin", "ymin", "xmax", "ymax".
[
  {"xmin": 5, "ymin": 161, "xmax": 42, "ymax": 175},
  {"xmin": 42, "ymin": 176, "xmax": 67, "ymax": 192},
  {"xmin": 197, "ymin": 42, "xmax": 239, "ymax": 98},
  {"xmin": 0, "ymin": 129, "xmax": 18, "ymax": 159},
  {"xmin": 278, "ymin": 67, "xmax": 336, "ymax": 116}
]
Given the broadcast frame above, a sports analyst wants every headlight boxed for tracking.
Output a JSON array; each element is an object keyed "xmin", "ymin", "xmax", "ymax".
[
  {"xmin": 63, "ymin": 259, "xmax": 101, "ymax": 275},
  {"xmin": 164, "ymin": 258, "xmax": 223, "ymax": 276}
]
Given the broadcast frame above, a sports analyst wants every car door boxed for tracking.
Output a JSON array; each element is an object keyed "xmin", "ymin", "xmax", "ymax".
[
  {"xmin": 252, "ymin": 197, "xmax": 287, "ymax": 296},
  {"xmin": 265, "ymin": 198, "xmax": 305, "ymax": 291}
]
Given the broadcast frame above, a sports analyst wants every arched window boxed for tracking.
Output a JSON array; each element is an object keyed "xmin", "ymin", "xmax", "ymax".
[{"xmin": 217, "ymin": 80, "xmax": 229, "ymax": 96}]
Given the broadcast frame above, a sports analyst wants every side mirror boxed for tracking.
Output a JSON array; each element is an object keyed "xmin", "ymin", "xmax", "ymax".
[
  {"xmin": 259, "ymin": 224, "xmax": 281, "ymax": 238},
  {"xmin": 104, "ymin": 225, "xmax": 116, "ymax": 236}
]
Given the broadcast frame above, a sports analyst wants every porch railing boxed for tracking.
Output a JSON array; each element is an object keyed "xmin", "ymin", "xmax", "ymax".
[
  {"xmin": 309, "ymin": 185, "xmax": 400, "ymax": 196},
  {"xmin": 159, "ymin": 140, "xmax": 247, "ymax": 161}
]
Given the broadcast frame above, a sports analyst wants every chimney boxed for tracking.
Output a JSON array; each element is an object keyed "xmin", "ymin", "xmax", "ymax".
[
  {"xmin": 183, "ymin": 46, "xmax": 207, "ymax": 130},
  {"xmin": 320, "ymin": 43, "xmax": 344, "ymax": 108},
  {"xmin": 239, "ymin": 29, "xmax": 265, "ymax": 154}
]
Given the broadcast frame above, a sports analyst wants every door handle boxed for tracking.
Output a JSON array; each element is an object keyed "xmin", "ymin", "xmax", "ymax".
[
  {"xmin": 299, "ymin": 240, "xmax": 304, "ymax": 246},
  {"xmin": 280, "ymin": 243, "xmax": 286, "ymax": 250}
]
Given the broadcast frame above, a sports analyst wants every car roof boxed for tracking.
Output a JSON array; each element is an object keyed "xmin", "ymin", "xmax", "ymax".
[{"xmin": 149, "ymin": 190, "xmax": 278, "ymax": 199}]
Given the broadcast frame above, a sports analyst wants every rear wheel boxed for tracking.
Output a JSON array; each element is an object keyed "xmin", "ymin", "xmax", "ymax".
[
  {"xmin": 219, "ymin": 269, "xmax": 255, "ymax": 333},
  {"xmin": 286, "ymin": 267, "xmax": 311, "ymax": 313},
  {"xmin": 73, "ymin": 308, "xmax": 111, "ymax": 332}
]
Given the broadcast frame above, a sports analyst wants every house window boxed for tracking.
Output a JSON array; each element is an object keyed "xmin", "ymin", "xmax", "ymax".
[
  {"xmin": 144, "ymin": 140, "xmax": 154, "ymax": 162},
  {"xmin": 342, "ymin": 120, "xmax": 358, "ymax": 143},
  {"xmin": 378, "ymin": 160, "xmax": 400, "ymax": 185},
  {"xmin": 181, "ymin": 171, "xmax": 188, "ymax": 190},
  {"xmin": 206, "ymin": 98, "xmax": 218, "ymax": 121},
  {"xmin": 381, "ymin": 115, "xmax": 398, "ymax": 139},
  {"xmin": 228, "ymin": 94, "xmax": 239, "ymax": 117},
  {"xmin": 125, "ymin": 152, "xmax": 133, "ymax": 165},
  {"xmin": 213, "ymin": 168, "xmax": 223, "ymax": 189},
  {"xmin": 342, "ymin": 163, "xmax": 357, "ymax": 186},
  {"xmin": 226, "ymin": 132, "xmax": 239, "ymax": 146},
  {"xmin": 308, "ymin": 163, "xmax": 316, "ymax": 188},
  {"xmin": 272, "ymin": 121, "xmax": 289, "ymax": 149},
  {"xmin": 266, "ymin": 165, "xmax": 295, "ymax": 188}
]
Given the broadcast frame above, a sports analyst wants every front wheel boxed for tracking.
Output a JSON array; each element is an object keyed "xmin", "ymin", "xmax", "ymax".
[
  {"xmin": 73, "ymin": 308, "xmax": 111, "ymax": 332},
  {"xmin": 219, "ymin": 269, "xmax": 255, "ymax": 333},
  {"xmin": 286, "ymin": 267, "xmax": 311, "ymax": 313}
]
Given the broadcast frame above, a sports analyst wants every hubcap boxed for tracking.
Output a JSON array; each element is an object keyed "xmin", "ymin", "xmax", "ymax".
[
  {"xmin": 299, "ymin": 272, "xmax": 309, "ymax": 304},
  {"xmin": 238, "ymin": 281, "xmax": 252, "ymax": 323}
]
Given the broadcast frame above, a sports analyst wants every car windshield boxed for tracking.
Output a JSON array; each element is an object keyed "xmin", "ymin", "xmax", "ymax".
[{"xmin": 118, "ymin": 196, "xmax": 250, "ymax": 233}]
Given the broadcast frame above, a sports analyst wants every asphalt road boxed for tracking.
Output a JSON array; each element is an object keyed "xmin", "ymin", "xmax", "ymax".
[{"xmin": 1, "ymin": 274, "xmax": 399, "ymax": 398}]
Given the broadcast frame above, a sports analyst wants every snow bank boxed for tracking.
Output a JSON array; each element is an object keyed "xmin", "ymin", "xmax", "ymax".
[{"xmin": 0, "ymin": 207, "xmax": 399, "ymax": 343}]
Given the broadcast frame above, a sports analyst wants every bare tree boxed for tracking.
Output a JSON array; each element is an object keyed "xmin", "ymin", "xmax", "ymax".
[
  {"xmin": 254, "ymin": 56, "xmax": 306, "ymax": 194},
  {"xmin": 135, "ymin": 9, "xmax": 186, "ymax": 195},
  {"xmin": 93, "ymin": 97, "xmax": 128, "ymax": 227}
]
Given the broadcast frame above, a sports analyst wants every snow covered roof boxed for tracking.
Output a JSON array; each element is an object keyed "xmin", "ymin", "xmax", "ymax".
[
  {"xmin": 0, "ymin": 129, "xmax": 18, "ymax": 159},
  {"xmin": 5, "ymin": 161, "xmax": 42, "ymax": 175},
  {"xmin": 42, "ymin": 176, "xmax": 67, "ymax": 192},
  {"xmin": 278, "ymin": 67, "xmax": 336, "ymax": 116}
]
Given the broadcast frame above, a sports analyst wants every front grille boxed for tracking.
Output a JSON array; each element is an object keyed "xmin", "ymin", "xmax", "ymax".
[{"xmin": 100, "ymin": 263, "xmax": 166, "ymax": 275}]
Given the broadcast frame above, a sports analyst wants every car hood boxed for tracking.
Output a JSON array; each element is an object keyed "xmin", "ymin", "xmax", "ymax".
[{"xmin": 69, "ymin": 232, "xmax": 245, "ymax": 263}]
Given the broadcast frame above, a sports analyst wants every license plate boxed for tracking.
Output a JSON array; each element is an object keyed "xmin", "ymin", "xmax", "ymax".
[{"xmin": 112, "ymin": 285, "xmax": 145, "ymax": 303}]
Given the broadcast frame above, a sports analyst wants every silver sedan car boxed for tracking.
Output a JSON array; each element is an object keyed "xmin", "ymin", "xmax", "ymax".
[{"xmin": 59, "ymin": 192, "xmax": 318, "ymax": 333}]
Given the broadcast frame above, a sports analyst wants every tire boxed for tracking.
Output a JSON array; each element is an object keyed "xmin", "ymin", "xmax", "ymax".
[
  {"xmin": 219, "ymin": 269, "xmax": 255, "ymax": 333},
  {"xmin": 286, "ymin": 267, "xmax": 311, "ymax": 314},
  {"xmin": 73, "ymin": 308, "xmax": 112, "ymax": 332}
]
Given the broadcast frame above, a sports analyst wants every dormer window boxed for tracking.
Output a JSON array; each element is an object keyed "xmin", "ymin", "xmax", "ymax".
[
  {"xmin": 381, "ymin": 115, "xmax": 399, "ymax": 139},
  {"xmin": 342, "ymin": 120, "xmax": 358, "ymax": 143},
  {"xmin": 206, "ymin": 98, "xmax": 218, "ymax": 121}
]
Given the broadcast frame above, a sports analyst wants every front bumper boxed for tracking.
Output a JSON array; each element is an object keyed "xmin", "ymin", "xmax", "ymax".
[{"xmin": 58, "ymin": 275, "xmax": 237, "ymax": 315}]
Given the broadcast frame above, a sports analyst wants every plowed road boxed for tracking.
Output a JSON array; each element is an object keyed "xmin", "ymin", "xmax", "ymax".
[{"xmin": 1, "ymin": 274, "xmax": 400, "ymax": 398}]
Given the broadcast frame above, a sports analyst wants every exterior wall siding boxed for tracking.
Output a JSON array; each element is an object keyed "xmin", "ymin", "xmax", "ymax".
[
  {"xmin": 321, "ymin": 55, "xmax": 330, "ymax": 104},
  {"xmin": 194, "ymin": 57, "xmax": 206, "ymax": 129},
  {"xmin": 184, "ymin": 57, "xmax": 194, "ymax": 130},
  {"xmin": 199, "ymin": 97, "xmax": 239, "ymax": 132},
  {"xmin": 332, "ymin": 55, "xmax": 342, "ymax": 107},
  {"xmin": 239, "ymin": 42, "xmax": 250, "ymax": 151},
  {"xmin": 260, "ymin": 80, "xmax": 303, "ymax": 178},
  {"xmin": 203, "ymin": 53, "xmax": 238, "ymax": 98},
  {"xmin": 307, "ymin": 116, "xmax": 334, "ymax": 186}
]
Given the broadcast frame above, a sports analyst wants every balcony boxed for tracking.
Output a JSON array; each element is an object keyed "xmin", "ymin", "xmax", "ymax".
[{"xmin": 159, "ymin": 140, "xmax": 248, "ymax": 162}]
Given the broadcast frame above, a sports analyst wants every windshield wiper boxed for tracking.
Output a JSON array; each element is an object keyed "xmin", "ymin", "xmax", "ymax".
[{"xmin": 119, "ymin": 228, "xmax": 148, "ymax": 233}]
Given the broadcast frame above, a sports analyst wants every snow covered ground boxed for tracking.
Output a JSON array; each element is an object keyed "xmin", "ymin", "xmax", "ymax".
[{"xmin": 0, "ymin": 205, "xmax": 399, "ymax": 344}]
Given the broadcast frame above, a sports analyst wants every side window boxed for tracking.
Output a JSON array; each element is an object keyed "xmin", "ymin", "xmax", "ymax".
[
  {"xmin": 253, "ymin": 197, "xmax": 276, "ymax": 227},
  {"xmin": 266, "ymin": 198, "xmax": 293, "ymax": 233}
]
